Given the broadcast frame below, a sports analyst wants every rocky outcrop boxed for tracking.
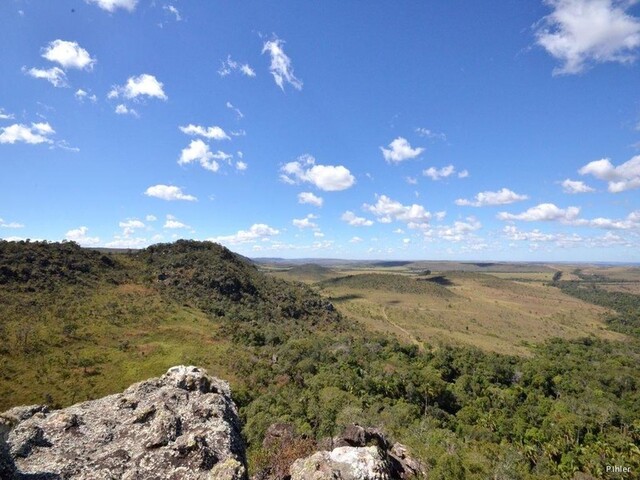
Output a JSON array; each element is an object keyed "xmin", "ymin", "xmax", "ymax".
[
  {"xmin": 1, "ymin": 366, "xmax": 247, "ymax": 480},
  {"xmin": 289, "ymin": 424, "xmax": 424, "ymax": 480}
]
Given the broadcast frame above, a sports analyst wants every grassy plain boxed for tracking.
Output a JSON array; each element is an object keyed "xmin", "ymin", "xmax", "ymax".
[{"xmin": 265, "ymin": 263, "xmax": 635, "ymax": 356}]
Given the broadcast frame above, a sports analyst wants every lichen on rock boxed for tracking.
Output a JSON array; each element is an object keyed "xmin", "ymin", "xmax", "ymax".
[{"xmin": 0, "ymin": 366, "xmax": 247, "ymax": 480}]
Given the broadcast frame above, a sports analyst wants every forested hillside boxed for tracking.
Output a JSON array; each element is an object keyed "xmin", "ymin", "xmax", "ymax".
[{"xmin": 1, "ymin": 240, "xmax": 639, "ymax": 479}]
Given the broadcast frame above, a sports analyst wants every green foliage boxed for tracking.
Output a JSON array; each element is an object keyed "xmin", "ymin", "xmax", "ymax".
[{"xmin": 1, "ymin": 240, "xmax": 639, "ymax": 479}]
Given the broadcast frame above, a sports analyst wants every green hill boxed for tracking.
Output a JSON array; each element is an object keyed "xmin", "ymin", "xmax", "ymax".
[
  {"xmin": 1, "ymin": 240, "xmax": 639, "ymax": 479},
  {"xmin": 319, "ymin": 272, "xmax": 456, "ymax": 298}
]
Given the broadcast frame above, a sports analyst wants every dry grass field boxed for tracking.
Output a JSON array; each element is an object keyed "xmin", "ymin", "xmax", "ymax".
[{"xmin": 266, "ymin": 263, "xmax": 637, "ymax": 356}]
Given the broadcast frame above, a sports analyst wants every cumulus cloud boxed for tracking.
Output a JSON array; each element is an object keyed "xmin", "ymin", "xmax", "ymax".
[
  {"xmin": 179, "ymin": 140, "xmax": 232, "ymax": 173},
  {"xmin": 363, "ymin": 195, "xmax": 431, "ymax": 224},
  {"xmin": 585, "ymin": 210, "xmax": 640, "ymax": 229},
  {"xmin": 298, "ymin": 192, "xmax": 323, "ymax": 207},
  {"xmin": 145, "ymin": 215, "xmax": 157, "ymax": 222},
  {"xmin": 349, "ymin": 236, "xmax": 363, "ymax": 243},
  {"xmin": 578, "ymin": 155, "xmax": 640, "ymax": 192},
  {"xmin": 0, "ymin": 108, "xmax": 14, "ymax": 120},
  {"xmin": 65, "ymin": 226, "xmax": 100, "ymax": 246},
  {"xmin": 115, "ymin": 104, "xmax": 138, "ymax": 116},
  {"xmin": 218, "ymin": 55, "xmax": 256, "ymax": 77},
  {"xmin": 380, "ymin": 137, "xmax": 425, "ymax": 163},
  {"xmin": 262, "ymin": 38, "xmax": 303, "ymax": 90},
  {"xmin": 25, "ymin": 66, "xmax": 67, "ymax": 87},
  {"xmin": 118, "ymin": 219, "xmax": 145, "ymax": 236},
  {"xmin": 0, "ymin": 218, "xmax": 24, "ymax": 229},
  {"xmin": 144, "ymin": 184, "xmax": 197, "ymax": 201},
  {"xmin": 561, "ymin": 178, "xmax": 595, "ymax": 193},
  {"xmin": 75, "ymin": 89, "xmax": 97, "ymax": 102},
  {"xmin": 163, "ymin": 214, "xmax": 189, "ymax": 229},
  {"xmin": 42, "ymin": 40, "xmax": 96, "ymax": 70},
  {"xmin": 498, "ymin": 203, "xmax": 581, "ymax": 222},
  {"xmin": 280, "ymin": 154, "xmax": 355, "ymax": 191},
  {"xmin": 535, "ymin": 0, "xmax": 640, "ymax": 75},
  {"xmin": 341, "ymin": 211, "xmax": 374, "ymax": 227},
  {"xmin": 209, "ymin": 224, "xmax": 280, "ymax": 245},
  {"xmin": 236, "ymin": 161, "xmax": 248, "ymax": 171},
  {"xmin": 179, "ymin": 124, "xmax": 229, "ymax": 140},
  {"xmin": 0, "ymin": 123, "xmax": 55, "ymax": 144},
  {"xmin": 292, "ymin": 214, "xmax": 318, "ymax": 229},
  {"xmin": 435, "ymin": 218, "xmax": 482, "ymax": 242},
  {"xmin": 85, "ymin": 0, "xmax": 138, "ymax": 12},
  {"xmin": 423, "ymin": 165, "xmax": 457, "ymax": 180},
  {"xmin": 108, "ymin": 74, "xmax": 167, "ymax": 100},
  {"xmin": 455, "ymin": 188, "xmax": 529, "ymax": 207}
]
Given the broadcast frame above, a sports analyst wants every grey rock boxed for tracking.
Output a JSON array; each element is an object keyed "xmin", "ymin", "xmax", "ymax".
[
  {"xmin": 1, "ymin": 366, "xmax": 247, "ymax": 480},
  {"xmin": 289, "ymin": 445, "xmax": 392, "ymax": 480}
]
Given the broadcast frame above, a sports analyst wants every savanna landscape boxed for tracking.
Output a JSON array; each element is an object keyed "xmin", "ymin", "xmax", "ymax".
[{"xmin": 1, "ymin": 240, "xmax": 639, "ymax": 479}]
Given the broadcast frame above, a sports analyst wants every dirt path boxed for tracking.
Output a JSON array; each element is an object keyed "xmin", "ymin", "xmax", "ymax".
[{"xmin": 381, "ymin": 306, "xmax": 423, "ymax": 348}]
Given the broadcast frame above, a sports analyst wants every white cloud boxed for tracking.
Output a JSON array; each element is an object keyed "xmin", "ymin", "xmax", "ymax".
[
  {"xmin": 42, "ymin": 40, "xmax": 96, "ymax": 70},
  {"xmin": 164, "ymin": 214, "xmax": 189, "ymax": 229},
  {"xmin": 280, "ymin": 154, "xmax": 355, "ymax": 191},
  {"xmin": 0, "ymin": 218, "xmax": 24, "ymax": 229},
  {"xmin": 144, "ymin": 184, "xmax": 197, "ymax": 201},
  {"xmin": 163, "ymin": 5, "xmax": 181, "ymax": 21},
  {"xmin": 65, "ymin": 226, "xmax": 100, "ymax": 246},
  {"xmin": 85, "ymin": 0, "xmax": 138, "ymax": 12},
  {"xmin": 104, "ymin": 237, "xmax": 148, "ymax": 249},
  {"xmin": 405, "ymin": 176, "xmax": 418, "ymax": 185},
  {"xmin": 209, "ymin": 224, "xmax": 280, "ymax": 245},
  {"xmin": 435, "ymin": 218, "xmax": 482, "ymax": 242},
  {"xmin": 341, "ymin": 211, "xmax": 374, "ymax": 227},
  {"xmin": 298, "ymin": 192, "xmax": 323, "ymax": 207},
  {"xmin": 75, "ymin": 89, "xmax": 87, "ymax": 100},
  {"xmin": 350, "ymin": 236, "xmax": 364, "ymax": 243},
  {"xmin": 0, "ymin": 123, "xmax": 55, "ymax": 144},
  {"xmin": 115, "ymin": 104, "xmax": 138, "ymax": 116},
  {"xmin": 380, "ymin": 137, "xmax": 425, "ymax": 163},
  {"xmin": 415, "ymin": 127, "xmax": 447, "ymax": 142},
  {"xmin": 292, "ymin": 214, "xmax": 318, "ymax": 229},
  {"xmin": 218, "ymin": 55, "xmax": 256, "ymax": 78},
  {"xmin": 226, "ymin": 102, "xmax": 244, "ymax": 119},
  {"xmin": 561, "ymin": 178, "xmax": 596, "ymax": 193},
  {"xmin": 179, "ymin": 124, "xmax": 229, "ymax": 140},
  {"xmin": 262, "ymin": 38, "xmax": 303, "ymax": 90},
  {"xmin": 363, "ymin": 195, "xmax": 431, "ymax": 224},
  {"xmin": 535, "ymin": 0, "xmax": 640, "ymax": 75},
  {"xmin": 458, "ymin": 169, "xmax": 470, "ymax": 178},
  {"xmin": 498, "ymin": 203, "xmax": 581, "ymax": 222},
  {"xmin": 145, "ymin": 214, "xmax": 157, "ymax": 222},
  {"xmin": 0, "ymin": 108, "xmax": 15, "ymax": 120},
  {"xmin": 423, "ymin": 165, "xmax": 456, "ymax": 180},
  {"xmin": 118, "ymin": 219, "xmax": 145, "ymax": 236},
  {"xmin": 435, "ymin": 211, "xmax": 447, "ymax": 221},
  {"xmin": 236, "ymin": 161, "xmax": 248, "ymax": 171},
  {"xmin": 108, "ymin": 74, "xmax": 167, "ymax": 100},
  {"xmin": 585, "ymin": 210, "xmax": 640, "ymax": 229},
  {"xmin": 456, "ymin": 188, "xmax": 529, "ymax": 207},
  {"xmin": 578, "ymin": 155, "xmax": 640, "ymax": 192},
  {"xmin": 179, "ymin": 139, "xmax": 232, "ymax": 173},
  {"xmin": 25, "ymin": 66, "xmax": 67, "ymax": 87}
]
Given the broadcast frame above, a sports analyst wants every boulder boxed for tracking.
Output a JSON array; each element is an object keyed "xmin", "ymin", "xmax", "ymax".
[
  {"xmin": 1, "ymin": 366, "xmax": 247, "ymax": 480},
  {"xmin": 290, "ymin": 424, "xmax": 424, "ymax": 480},
  {"xmin": 289, "ymin": 445, "xmax": 392, "ymax": 480}
]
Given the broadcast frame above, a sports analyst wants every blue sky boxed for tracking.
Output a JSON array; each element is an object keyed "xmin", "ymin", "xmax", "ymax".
[{"xmin": 1, "ymin": 0, "xmax": 639, "ymax": 261}]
